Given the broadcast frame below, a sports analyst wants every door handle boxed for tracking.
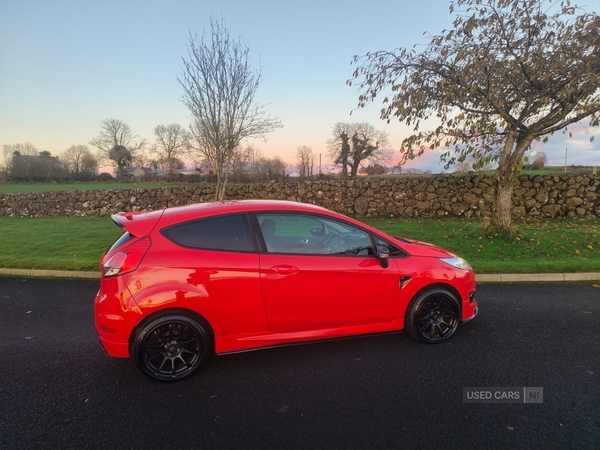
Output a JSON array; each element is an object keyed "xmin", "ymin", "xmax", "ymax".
[{"xmin": 270, "ymin": 265, "xmax": 299, "ymax": 275}]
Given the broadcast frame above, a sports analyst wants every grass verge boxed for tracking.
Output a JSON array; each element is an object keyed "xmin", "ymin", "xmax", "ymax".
[
  {"xmin": 0, "ymin": 216, "xmax": 598, "ymax": 273},
  {"xmin": 361, "ymin": 217, "xmax": 600, "ymax": 273},
  {"xmin": 0, "ymin": 217, "xmax": 122, "ymax": 271}
]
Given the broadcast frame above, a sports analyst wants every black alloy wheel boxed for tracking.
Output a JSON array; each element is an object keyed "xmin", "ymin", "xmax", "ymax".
[
  {"xmin": 134, "ymin": 314, "xmax": 208, "ymax": 381},
  {"xmin": 405, "ymin": 289, "xmax": 460, "ymax": 343}
]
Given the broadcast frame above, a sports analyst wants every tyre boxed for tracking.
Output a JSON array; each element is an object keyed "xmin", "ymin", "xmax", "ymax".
[
  {"xmin": 405, "ymin": 288, "xmax": 460, "ymax": 344},
  {"xmin": 133, "ymin": 314, "xmax": 208, "ymax": 381}
]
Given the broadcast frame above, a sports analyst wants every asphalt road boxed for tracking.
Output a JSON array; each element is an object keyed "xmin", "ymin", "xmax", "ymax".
[{"xmin": 0, "ymin": 277, "xmax": 598, "ymax": 450}]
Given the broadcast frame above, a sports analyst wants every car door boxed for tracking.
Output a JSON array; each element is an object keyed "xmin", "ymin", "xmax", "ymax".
[{"xmin": 256, "ymin": 212, "xmax": 400, "ymax": 333}]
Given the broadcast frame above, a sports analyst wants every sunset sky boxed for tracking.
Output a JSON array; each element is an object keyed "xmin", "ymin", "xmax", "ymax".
[{"xmin": 1, "ymin": 0, "xmax": 598, "ymax": 173}]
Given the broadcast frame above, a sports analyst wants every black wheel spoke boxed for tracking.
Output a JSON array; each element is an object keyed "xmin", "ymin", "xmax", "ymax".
[
  {"xmin": 143, "ymin": 352, "xmax": 162, "ymax": 364},
  {"xmin": 136, "ymin": 316, "xmax": 208, "ymax": 381},
  {"xmin": 181, "ymin": 347, "xmax": 199, "ymax": 356},
  {"xmin": 155, "ymin": 356, "xmax": 168, "ymax": 375},
  {"xmin": 410, "ymin": 291, "xmax": 460, "ymax": 344},
  {"xmin": 144, "ymin": 342, "xmax": 163, "ymax": 349}
]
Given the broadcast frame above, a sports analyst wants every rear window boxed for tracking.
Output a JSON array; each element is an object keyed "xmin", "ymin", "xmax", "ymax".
[
  {"xmin": 160, "ymin": 213, "xmax": 254, "ymax": 252},
  {"xmin": 107, "ymin": 232, "xmax": 136, "ymax": 253}
]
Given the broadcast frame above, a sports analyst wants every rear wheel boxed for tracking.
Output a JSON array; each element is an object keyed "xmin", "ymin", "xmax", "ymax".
[
  {"xmin": 405, "ymin": 288, "xmax": 460, "ymax": 343},
  {"xmin": 133, "ymin": 314, "xmax": 208, "ymax": 381}
]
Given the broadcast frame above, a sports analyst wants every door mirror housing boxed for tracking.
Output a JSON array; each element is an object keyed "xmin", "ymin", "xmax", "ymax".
[{"xmin": 376, "ymin": 246, "xmax": 389, "ymax": 268}]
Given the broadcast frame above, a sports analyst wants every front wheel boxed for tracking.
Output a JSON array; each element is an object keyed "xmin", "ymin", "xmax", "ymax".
[
  {"xmin": 133, "ymin": 314, "xmax": 208, "ymax": 381},
  {"xmin": 405, "ymin": 288, "xmax": 460, "ymax": 344}
]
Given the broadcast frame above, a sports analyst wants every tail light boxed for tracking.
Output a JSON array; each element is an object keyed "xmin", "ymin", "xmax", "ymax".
[{"xmin": 103, "ymin": 237, "xmax": 151, "ymax": 277}]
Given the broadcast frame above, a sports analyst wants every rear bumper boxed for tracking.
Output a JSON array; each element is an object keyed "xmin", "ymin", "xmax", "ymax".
[
  {"xmin": 94, "ymin": 278, "xmax": 143, "ymax": 359},
  {"xmin": 98, "ymin": 336, "xmax": 130, "ymax": 358}
]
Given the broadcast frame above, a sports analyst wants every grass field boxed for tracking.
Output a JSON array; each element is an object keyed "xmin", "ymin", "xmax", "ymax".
[
  {"xmin": 363, "ymin": 217, "xmax": 600, "ymax": 274},
  {"xmin": 0, "ymin": 215, "xmax": 598, "ymax": 273},
  {"xmin": 0, "ymin": 182, "xmax": 187, "ymax": 194}
]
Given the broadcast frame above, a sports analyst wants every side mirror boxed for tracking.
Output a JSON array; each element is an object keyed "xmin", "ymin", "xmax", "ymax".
[{"xmin": 376, "ymin": 246, "xmax": 389, "ymax": 268}]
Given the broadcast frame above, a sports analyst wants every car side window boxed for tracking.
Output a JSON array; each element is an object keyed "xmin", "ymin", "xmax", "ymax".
[
  {"xmin": 257, "ymin": 213, "xmax": 372, "ymax": 256},
  {"xmin": 374, "ymin": 236, "xmax": 407, "ymax": 257},
  {"xmin": 161, "ymin": 213, "xmax": 254, "ymax": 252}
]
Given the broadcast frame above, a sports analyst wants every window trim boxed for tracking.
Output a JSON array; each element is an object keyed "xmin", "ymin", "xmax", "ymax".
[
  {"xmin": 159, "ymin": 212, "xmax": 257, "ymax": 253},
  {"xmin": 251, "ymin": 210, "xmax": 380, "ymax": 257}
]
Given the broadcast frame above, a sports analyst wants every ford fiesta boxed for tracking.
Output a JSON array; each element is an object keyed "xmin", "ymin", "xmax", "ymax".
[{"xmin": 95, "ymin": 200, "xmax": 478, "ymax": 381}]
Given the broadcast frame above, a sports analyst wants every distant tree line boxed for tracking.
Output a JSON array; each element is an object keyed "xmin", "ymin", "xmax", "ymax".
[{"xmin": 1, "ymin": 143, "xmax": 99, "ymax": 182}]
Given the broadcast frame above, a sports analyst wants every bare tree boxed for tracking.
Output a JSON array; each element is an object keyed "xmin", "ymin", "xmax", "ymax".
[
  {"xmin": 232, "ymin": 143, "xmax": 263, "ymax": 177},
  {"xmin": 257, "ymin": 156, "xmax": 287, "ymax": 179},
  {"xmin": 131, "ymin": 148, "xmax": 151, "ymax": 169},
  {"xmin": 529, "ymin": 152, "xmax": 548, "ymax": 170},
  {"xmin": 152, "ymin": 124, "xmax": 190, "ymax": 174},
  {"xmin": 296, "ymin": 145, "xmax": 315, "ymax": 177},
  {"xmin": 349, "ymin": 0, "xmax": 600, "ymax": 232},
  {"xmin": 3, "ymin": 142, "xmax": 38, "ymax": 157},
  {"xmin": 327, "ymin": 123, "xmax": 352, "ymax": 177},
  {"xmin": 80, "ymin": 151, "xmax": 99, "ymax": 177},
  {"xmin": 179, "ymin": 17, "xmax": 283, "ymax": 200},
  {"xmin": 89, "ymin": 118, "xmax": 146, "ymax": 171},
  {"xmin": 327, "ymin": 122, "xmax": 391, "ymax": 177},
  {"xmin": 61, "ymin": 145, "xmax": 97, "ymax": 174},
  {"xmin": 453, "ymin": 161, "xmax": 472, "ymax": 173},
  {"xmin": 2, "ymin": 143, "xmax": 38, "ymax": 177}
]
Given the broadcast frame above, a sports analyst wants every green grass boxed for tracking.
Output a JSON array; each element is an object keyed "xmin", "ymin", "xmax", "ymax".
[
  {"xmin": 0, "ymin": 216, "xmax": 598, "ymax": 273},
  {"xmin": 0, "ymin": 182, "xmax": 187, "ymax": 194},
  {"xmin": 362, "ymin": 217, "xmax": 600, "ymax": 274},
  {"xmin": 0, "ymin": 217, "xmax": 123, "ymax": 271}
]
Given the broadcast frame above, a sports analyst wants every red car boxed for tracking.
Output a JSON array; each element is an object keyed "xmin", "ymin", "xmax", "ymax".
[{"xmin": 95, "ymin": 200, "xmax": 478, "ymax": 381}]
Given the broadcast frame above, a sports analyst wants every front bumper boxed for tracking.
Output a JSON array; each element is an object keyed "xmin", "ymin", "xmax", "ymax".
[{"xmin": 462, "ymin": 306, "xmax": 478, "ymax": 323}]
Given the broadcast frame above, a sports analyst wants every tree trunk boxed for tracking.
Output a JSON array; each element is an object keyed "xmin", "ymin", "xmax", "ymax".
[
  {"xmin": 341, "ymin": 161, "xmax": 348, "ymax": 178},
  {"xmin": 492, "ymin": 174, "xmax": 514, "ymax": 231}
]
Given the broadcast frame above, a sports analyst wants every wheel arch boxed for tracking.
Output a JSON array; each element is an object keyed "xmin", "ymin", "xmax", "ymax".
[
  {"xmin": 413, "ymin": 282, "xmax": 462, "ymax": 305},
  {"xmin": 405, "ymin": 282, "xmax": 463, "ymax": 319},
  {"xmin": 128, "ymin": 307, "xmax": 215, "ymax": 356}
]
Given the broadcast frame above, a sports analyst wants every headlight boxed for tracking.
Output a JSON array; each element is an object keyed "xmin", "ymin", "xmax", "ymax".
[{"xmin": 439, "ymin": 256, "xmax": 472, "ymax": 271}]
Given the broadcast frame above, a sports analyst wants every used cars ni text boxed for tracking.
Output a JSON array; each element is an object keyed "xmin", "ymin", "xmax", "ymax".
[{"xmin": 95, "ymin": 200, "xmax": 478, "ymax": 381}]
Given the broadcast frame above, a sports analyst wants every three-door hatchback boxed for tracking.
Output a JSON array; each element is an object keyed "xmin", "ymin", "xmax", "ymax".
[{"xmin": 95, "ymin": 200, "xmax": 478, "ymax": 381}]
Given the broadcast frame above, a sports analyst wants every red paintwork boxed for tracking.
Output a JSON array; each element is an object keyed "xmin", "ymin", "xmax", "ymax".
[{"xmin": 95, "ymin": 200, "xmax": 477, "ymax": 358}]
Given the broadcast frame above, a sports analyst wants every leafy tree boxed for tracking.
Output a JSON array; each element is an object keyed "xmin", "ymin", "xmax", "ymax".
[
  {"xmin": 179, "ymin": 17, "xmax": 283, "ymax": 200},
  {"xmin": 362, "ymin": 163, "xmax": 388, "ymax": 175},
  {"xmin": 108, "ymin": 145, "xmax": 132, "ymax": 176},
  {"xmin": 89, "ymin": 118, "xmax": 146, "ymax": 171},
  {"xmin": 327, "ymin": 122, "xmax": 390, "ymax": 177},
  {"xmin": 349, "ymin": 0, "xmax": 600, "ymax": 232}
]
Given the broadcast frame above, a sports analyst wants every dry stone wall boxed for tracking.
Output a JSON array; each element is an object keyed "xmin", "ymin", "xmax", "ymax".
[{"xmin": 1, "ymin": 174, "xmax": 598, "ymax": 219}]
